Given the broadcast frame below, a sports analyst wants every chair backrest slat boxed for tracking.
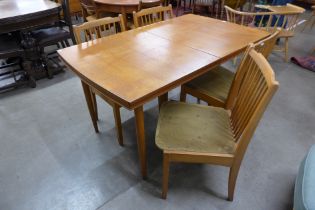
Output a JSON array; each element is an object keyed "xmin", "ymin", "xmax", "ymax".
[
  {"xmin": 225, "ymin": 30, "xmax": 279, "ymax": 111},
  {"xmin": 73, "ymin": 15, "xmax": 126, "ymax": 44},
  {"xmin": 225, "ymin": 47, "xmax": 279, "ymax": 148},
  {"xmin": 133, "ymin": 5, "xmax": 173, "ymax": 28}
]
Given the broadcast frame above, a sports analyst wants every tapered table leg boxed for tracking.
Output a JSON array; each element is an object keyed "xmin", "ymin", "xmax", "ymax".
[
  {"xmin": 81, "ymin": 81, "xmax": 99, "ymax": 133},
  {"xmin": 134, "ymin": 106, "xmax": 147, "ymax": 179},
  {"xmin": 158, "ymin": 92, "xmax": 168, "ymax": 109}
]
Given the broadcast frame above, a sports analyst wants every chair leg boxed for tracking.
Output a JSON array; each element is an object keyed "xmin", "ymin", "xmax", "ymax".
[
  {"xmin": 162, "ymin": 153, "xmax": 170, "ymax": 199},
  {"xmin": 90, "ymin": 90, "xmax": 99, "ymax": 121},
  {"xmin": 284, "ymin": 37, "xmax": 289, "ymax": 62},
  {"xmin": 228, "ymin": 163, "xmax": 241, "ymax": 201},
  {"xmin": 180, "ymin": 86, "xmax": 186, "ymax": 102},
  {"xmin": 113, "ymin": 104, "xmax": 124, "ymax": 146}
]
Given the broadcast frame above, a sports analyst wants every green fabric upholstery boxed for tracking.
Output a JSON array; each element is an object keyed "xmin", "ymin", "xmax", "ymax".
[
  {"xmin": 185, "ymin": 66, "xmax": 235, "ymax": 103},
  {"xmin": 155, "ymin": 102, "xmax": 236, "ymax": 154},
  {"xmin": 294, "ymin": 145, "xmax": 315, "ymax": 210}
]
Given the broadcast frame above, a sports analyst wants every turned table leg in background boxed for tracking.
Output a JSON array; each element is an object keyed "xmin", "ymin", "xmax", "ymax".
[
  {"xmin": 134, "ymin": 106, "xmax": 147, "ymax": 179},
  {"xmin": 81, "ymin": 81, "xmax": 99, "ymax": 133}
]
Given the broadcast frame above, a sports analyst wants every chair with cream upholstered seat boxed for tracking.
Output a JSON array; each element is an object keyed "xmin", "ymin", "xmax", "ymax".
[{"xmin": 156, "ymin": 46, "xmax": 279, "ymax": 200}]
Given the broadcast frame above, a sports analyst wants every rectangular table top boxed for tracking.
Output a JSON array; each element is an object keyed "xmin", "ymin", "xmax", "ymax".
[{"xmin": 58, "ymin": 14, "xmax": 269, "ymax": 109}]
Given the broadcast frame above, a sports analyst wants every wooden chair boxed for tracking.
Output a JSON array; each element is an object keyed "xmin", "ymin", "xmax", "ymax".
[
  {"xmin": 180, "ymin": 30, "xmax": 279, "ymax": 108},
  {"xmin": 225, "ymin": 4, "xmax": 305, "ymax": 62},
  {"xmin": 156, "ymin": 46, "xmax": 279, "ymax": 200},
  {"xmin": 133, "ymin": 5, "xmax": 174, "ymax": 28},
  {"xmin": 73, "ymin": 15, "xmax": 126, "ymax": 146},
  {"xmin": 273, "ymin": 4, "xmax": 305, "ymax": 62}
]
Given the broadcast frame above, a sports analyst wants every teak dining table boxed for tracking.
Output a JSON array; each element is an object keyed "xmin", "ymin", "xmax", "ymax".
[
  {"xmin": 57, "ymin": 14, "xmax": 270, "ymax": 178},
  {"xmin": 94, "ymin": 0, "xmax": 161, "ymax": 28}
]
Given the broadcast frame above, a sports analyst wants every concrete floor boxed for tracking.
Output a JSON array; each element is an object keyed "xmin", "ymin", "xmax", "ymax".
[{"xmin": 1, "ymin": 16, "xmax": 315, "ymax": 210}]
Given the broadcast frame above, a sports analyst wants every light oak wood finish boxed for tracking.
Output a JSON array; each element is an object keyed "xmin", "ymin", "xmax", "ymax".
[
  {"xmin": 180, "ymin": 30, "xmax": 280, "ymax": 107},
  {"xmin": 156, "ymin": 47, "xmax": 279, "ymax": 200},
  {"xmin": 133, "ymin": 5, "xmax": 173, "ymax": 28},
  {"xmin": 226, "ymin": 4, "xmax": 305, "ymax": 62},
  {"xmin": 270, "ymin": 4, "xmax": 305, "ymax": 62},
  {"xmin": 73, "ymin": 15, "xmax": 126, "ymax": 146},
  {"xmin": 58, "ymin": 14, "xmax": 270, "ymax": 178}
]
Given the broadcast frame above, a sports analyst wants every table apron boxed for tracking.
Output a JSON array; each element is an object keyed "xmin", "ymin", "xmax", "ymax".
[
  {"xmin": 95, "ymin": 3, "xmax": 138, "ymax": 14},
  {"xmin": 64, "ymin": 49, "xmax": 245, "ymax": 111},
  {"xmin": 0, "ymin": 13, "xmax": 60, "ymax": 34}
]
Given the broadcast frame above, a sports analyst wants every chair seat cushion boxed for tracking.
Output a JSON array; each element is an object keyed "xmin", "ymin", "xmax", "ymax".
[
  {"xmin": 155, "ymin": 102, "xmax": 236, "ymax": 154},
  {"xmin": 294, "ymin": 145, "xmax": 315, "ymax": 210},
  {"xmin": 32, "ymin": 27, "xmax": 70, "ymax": 46},
  {"xmin": 185, "ymin": 66, "xmax": 234, "ymax": 102}
]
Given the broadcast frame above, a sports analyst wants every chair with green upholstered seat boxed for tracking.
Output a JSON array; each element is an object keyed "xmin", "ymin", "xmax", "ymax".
[
  {"xmin": 156, "ymin": 46, "xmax": 279, "ymax": 201},
  {"xmin": 180, "ymin": 30, "xmax": 279, "ymax": 108}
]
